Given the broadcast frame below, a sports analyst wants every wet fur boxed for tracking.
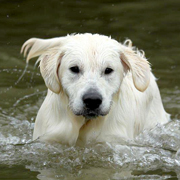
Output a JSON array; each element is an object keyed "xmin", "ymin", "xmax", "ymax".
[{"xmin": 21, "ymin": 33, "xmax": 170, "ymax": 145}]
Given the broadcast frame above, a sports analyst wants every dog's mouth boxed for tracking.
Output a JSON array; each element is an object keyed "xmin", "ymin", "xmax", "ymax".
[
  {"xmin": 83, "ymin": 110, "xmax": 99, "ymax": 119},
  {"xmin": 74, "ymin": 109, "xmax": 108, "ymax": 119}
]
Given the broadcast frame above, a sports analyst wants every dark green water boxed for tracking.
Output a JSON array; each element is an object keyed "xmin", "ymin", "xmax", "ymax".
[{"xmin": 0, "ymin": 0, "xmax": 180, "ymax": 179}]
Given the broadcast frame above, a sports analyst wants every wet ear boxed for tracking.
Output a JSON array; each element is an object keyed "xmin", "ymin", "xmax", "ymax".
[
  {"xmin": 38, "ymin": 50, "xmax": 64, "ymax": 94},
  {"xmin": 21, "ymin": 37, "xmax": 66, "ymax": 62},
  {"xmin": 121, "ymin": 45, "xmax": 151, "ymax": 92},
  {"xmin": 21, "ymin": 37, "xmax": 67, "ymax": 93}
]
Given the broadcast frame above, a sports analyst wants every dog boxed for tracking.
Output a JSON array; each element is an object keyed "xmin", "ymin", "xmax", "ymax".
[{"xmin": 21, "ymin": 33, "xmax": 170, "ymax": 145}]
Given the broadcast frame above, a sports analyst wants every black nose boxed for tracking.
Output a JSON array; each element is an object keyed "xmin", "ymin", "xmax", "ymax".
[{"xmin": 83, "ymin": 92, "xmax": 102, "ymax": 110}]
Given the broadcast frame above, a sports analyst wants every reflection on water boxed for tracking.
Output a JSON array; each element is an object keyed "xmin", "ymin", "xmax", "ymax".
[{"xmin": 0, "ymin": 0, "xmax": 180, "ymax": 179}]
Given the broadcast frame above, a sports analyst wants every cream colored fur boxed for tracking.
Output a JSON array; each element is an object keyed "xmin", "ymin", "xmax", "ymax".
[{"xmin": 21, "ymin": 33, "xmax": 170, "ymax": 145}]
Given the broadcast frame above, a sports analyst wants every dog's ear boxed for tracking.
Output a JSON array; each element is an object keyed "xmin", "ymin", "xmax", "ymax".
[
  {"xmin": 21, "ymin": 37, "xmax": 66, "ymax": 93},
  {"xmin": 38, "ymin": 50, "xmax": 64, "ymax": 94},
  {"xmin": 21, "ymin": 37, "xmax": 66, "ymax": 62},
  {"xmin": 120, "ymin": 42, "xmax": 151, "ymax": 92}
]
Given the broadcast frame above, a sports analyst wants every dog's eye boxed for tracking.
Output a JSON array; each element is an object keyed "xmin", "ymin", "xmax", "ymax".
[
  {"xmin": 104, "ymin": 68, "xmax": 113, "ymax": 75},
  {"xmin": 70, "ymin": 66, "xmax": 80, "ymax": 73}
]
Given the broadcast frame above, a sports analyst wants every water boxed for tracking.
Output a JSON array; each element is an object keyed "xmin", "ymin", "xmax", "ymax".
[
  {"xmin": 0, "ymin": 119, "xmax": 180, "ymax": 179},
  {"xmin": 0, "ymin": 0, "xmax": 180, "ymax": 179}
]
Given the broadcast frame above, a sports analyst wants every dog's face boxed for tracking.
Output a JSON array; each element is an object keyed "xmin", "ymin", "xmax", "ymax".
[
  {"xmin": 59, "ymin": 37, "xmax": 124, "ymax": 118},
  {"xmin": 22, "ymin": 34, "xmax": 150, "ymax": 119}
]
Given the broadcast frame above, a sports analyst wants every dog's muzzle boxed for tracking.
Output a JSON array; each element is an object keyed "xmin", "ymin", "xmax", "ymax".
[{"xmin": 82, "ymin": 91, "xmax": 102, "ymax": 118}]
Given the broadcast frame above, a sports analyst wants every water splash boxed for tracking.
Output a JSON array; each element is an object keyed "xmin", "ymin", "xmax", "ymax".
[
  {"xmin": 0, "ymin": 64, "xmax": 29, "ymax": 94},
  {"xmin": 13, "ymin": 91, "xmax": 46, "ymax": 107},
  {"xmin": 0, "ymin": 116, "xmax": 180, "ymax": 179},
  {"xmin": 14, "ymin": 63, "xmax": 29, "ymax": 85}
]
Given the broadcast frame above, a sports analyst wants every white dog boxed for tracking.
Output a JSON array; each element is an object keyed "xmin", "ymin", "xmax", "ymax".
[{"xmin": 21, "ymin": 33, "xmax": 170, "ymax": 145}]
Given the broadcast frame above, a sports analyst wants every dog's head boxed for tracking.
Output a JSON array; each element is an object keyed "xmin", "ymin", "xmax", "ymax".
[{"xmin": 21, "ymin": 33, "xmax": 150, "ymax": 119}]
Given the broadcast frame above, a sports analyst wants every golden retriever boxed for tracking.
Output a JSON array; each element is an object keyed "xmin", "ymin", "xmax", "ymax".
[{"xmin": 21, "ymin": 33, "xmax": 170, "ymax": 145}]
